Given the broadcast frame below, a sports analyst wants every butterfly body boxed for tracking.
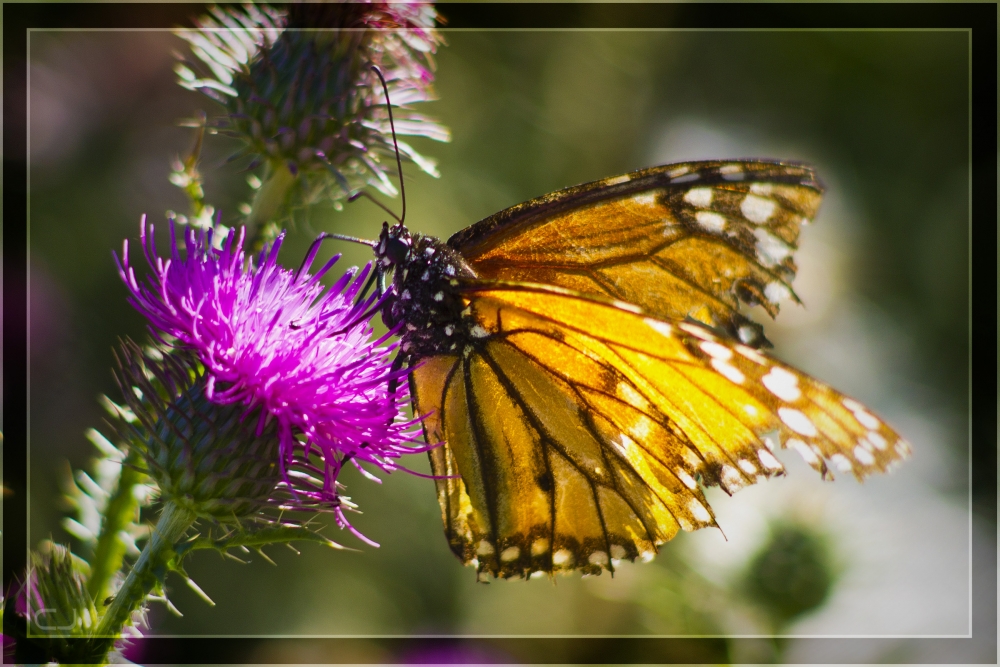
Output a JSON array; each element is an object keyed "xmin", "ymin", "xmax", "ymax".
[
  {"xmin": 376, "ymin": 225, "xmax": 479, "ymax": 358},
  {"xmin": 372, "ymin": 160, "xmax": 911, "ymax": 580}
]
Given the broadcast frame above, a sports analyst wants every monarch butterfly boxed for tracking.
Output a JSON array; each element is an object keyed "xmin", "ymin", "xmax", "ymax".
[{"xmin": 358, "ymin": 158, "xmax": 910, "ymax": 580}]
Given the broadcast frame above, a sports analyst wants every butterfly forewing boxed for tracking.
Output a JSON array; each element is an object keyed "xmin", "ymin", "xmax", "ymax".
[
  {"xmin": 412, "ymin": 282, "xmax": 910, "ymax": 578},
  {"xmin": 450, "ymin": 160, "xmax": 823, "ymax": 345}
]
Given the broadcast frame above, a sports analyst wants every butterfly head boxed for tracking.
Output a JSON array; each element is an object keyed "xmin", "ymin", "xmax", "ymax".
[{"xmin": 376, "ymin": 221, "xmax": 413, "ymax": 270}]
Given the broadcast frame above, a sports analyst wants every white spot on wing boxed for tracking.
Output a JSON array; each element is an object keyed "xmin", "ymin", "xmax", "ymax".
[
  {"xmin": 671, "ymin": 172, "xmax": 700, "ymax": 184},
  {"xmin": 684, "ymin": 187, "xmax": 713, "ymax": 208},
  {"xmin": 741, "ymin": 194, "xmax": 777, "ymax": 224},
  {"xmin": 778, "ymin": 407, "xmax": 818, "ymax": 436},
  {"xmin": 477, "ymin": 540, "xmax": 494, "ymax": 556},
  {"xmin": 737, "ymin": 325, "xmax": 759, "ymax": 345},
  {"xmin": 613, "ymin": 433, "xmax": 634, "ymax": 457},
  {"xmin": 629, "ymin": 416, "xmax": 654, "ymax": 441},
  {"xmin": 736, "ymin": 344, "xmax": 767, "ymax": 365},
  {"xmin": 681, "ymin": 448, "xmax": 701, "ymax": 468},
  {"xmin": 788, "ymin": 438, "xmax": 819, "ymax": 465},
  {"xmin": 712, "ymin": 358, "xmax": 746, "ymax": 384},
  {"xmin": 677, "ymin": 469, "xmax": 698, "ymax": 489},
  {"xmin": 470, "ymin": 325, "xmax": 490, "ymax": 338},
  {"xmin": 611, "ymin": 299, "xmax": 642, "ymax": 313},
  {"xmin": 719, "ymin": 164, "xmax": 744, "ymax": 180},
  {"xmin": 696, "ymin": 211, "xmax": 727, "ymax": 232},
  {"xmin": 830, "ymin": 453, "xmax": 853, "ymax": 472},
  {"xmin": 753, "ymin": 228, "xmax": 792, "ymax": 267},
  {"xmin": 721, "ymin": 465, "xmax": 743, "ymax": 488},
  {"xmin": 667, "ymin": 165, "xmax": 690, "ymax": 178},
  {"xmin": 645, "ymin": 318, "xmax": 673, "ymax": 338},
  {"xmin": 617, "ymin": 382, "xmax": 648, "ymax": 409},
  {"xmin": 738, "ymin": 459, "xmax": 757, "ymax": 475},
  {"xmin": 764, "ymin": 281, "xmax": 792, "ymax": 305},
  {"xmin": 605, "ymin": 174, "xmax": 630, "ymax": 185},
  {"xmin": 700, "ymin": 341, "xmax": 732, "ymax": 360},
  {"xmin": 841, "ymin": 397, "xmax": 864, "ymax": 411},
  {"xmin": 552, "ymin": 549, "xmax": 573, "ymax": 566},
  {"xmin": 762, "ymin": 366, "xmax": 801, "ymax": 401},
  {"xmin": 679, "ymin": 323, "xmax": 715, "ymax": 341},
  {"xmin": 757, "ymin": 449, "xmax": 783, "ymax": 470},
  {"xmin": 531, "ymin": 538, "xmax": 549, "ymax": 556},
  {"xmin": 500, "ymin": 546, "xmax": 520, "ymax": 562},
  {"xmin": 853, "ymin": 446, "xmax": 875, "ymax": 465},
  {"xmin": 852, "ymin": 408, "xmax": 881, "ymax": 430},
  {"xmin": 750, "ymin": 183, "xmax": 774, "ymax": 195},
  {"xmin": 610, "ymin": 544, "xmax": 627, "ymax": 560},
  {"xmin": 689, "ymin": 499, "xmax": 712, "ymax": 522},
  {"xmin": 866, "ymin": 431, "xmax": 887, "ymax": 450},
  {"xmin": 589, "ymin": 551, "xmax": 609, "ymax": 566}
]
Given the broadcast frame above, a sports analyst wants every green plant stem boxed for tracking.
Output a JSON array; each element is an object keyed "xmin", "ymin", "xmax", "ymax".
[
  {"xmin": 86, "ymin": 455, "xmax": 145, "ymax": 603},
  {"xmin": 92, "ymin": 501, "xmax": 195, "ymax": 656}
]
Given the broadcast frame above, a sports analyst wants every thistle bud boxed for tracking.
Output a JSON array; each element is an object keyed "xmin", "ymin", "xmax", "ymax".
[
  {"xmin": 742, "ymin": 522, "xmax": 838, "ymax": 632},
  {"xmin": 113, "ymin": 342, "xmax": 283, "ymax": 521},
  {"xmin": 8, "ymin": 542, "xmax": 103, "ymax": 664},
  {"xmin": 175, "ymin": 2, "xmax": 450, "ymax": 222}
]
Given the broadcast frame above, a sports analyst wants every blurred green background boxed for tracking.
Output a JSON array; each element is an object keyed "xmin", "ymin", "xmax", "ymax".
[{"xmin": 26, "ymin": 23, "xmax": 979, "ymax": 663}]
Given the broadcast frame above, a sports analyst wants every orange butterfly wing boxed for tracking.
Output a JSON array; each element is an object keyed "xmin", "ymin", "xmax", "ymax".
[
  {"xmin": 449, "ymin": 160, "xmax": 823, "ymax": 346},
  {"xmin": 411, "ymin": 282, "xmax": 910, "ymax": 579}
]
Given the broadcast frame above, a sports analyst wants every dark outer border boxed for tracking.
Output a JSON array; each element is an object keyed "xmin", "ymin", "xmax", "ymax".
[{"xmin": 3, "ymin": 3, "xmax": 994, "ymax": 664}]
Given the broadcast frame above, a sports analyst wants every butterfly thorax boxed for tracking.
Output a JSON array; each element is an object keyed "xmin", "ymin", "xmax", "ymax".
[{"xmin": 376, "ymin": 222, "xmax": 478, "ymax": 359}]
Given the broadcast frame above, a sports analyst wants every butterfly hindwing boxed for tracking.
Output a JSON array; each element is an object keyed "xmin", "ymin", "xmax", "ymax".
[
  {"xmin": 411, "ymin": 281, "xmax": 909, "ymax": 579},
  {"xmin": 449, "ymin": 160, "xmax": 823, "ymax": 346}
]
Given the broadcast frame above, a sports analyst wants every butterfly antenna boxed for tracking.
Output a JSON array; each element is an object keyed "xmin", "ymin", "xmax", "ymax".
[
  {"xmin": 370, "ymin": 65, "xmax": 406, "ymax": 225},
  {"xmin": 347, "ymin": 190, "xmax": 402, "ymax": 224},
  {"xmin": 326, "ymin": 233, "xmax": 378, "ymax": 248},
  {"xmin": 323, "ymin": 232, "xmax": 380, "ymax": 302}
]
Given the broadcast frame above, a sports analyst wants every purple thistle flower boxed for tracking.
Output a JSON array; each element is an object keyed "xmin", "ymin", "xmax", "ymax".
[{"xmin": 116, "ymin": 217, "xmax": 426, "ymax": 541}]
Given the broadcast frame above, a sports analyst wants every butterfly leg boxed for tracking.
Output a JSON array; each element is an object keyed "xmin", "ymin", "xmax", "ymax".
[
  {"xmin": 354, "ymin": 264, "xmax": 380, "ymax": 303},
  {"xmin": 386, "ymin": 350, "xmax": 408, "ymax": 417}
]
